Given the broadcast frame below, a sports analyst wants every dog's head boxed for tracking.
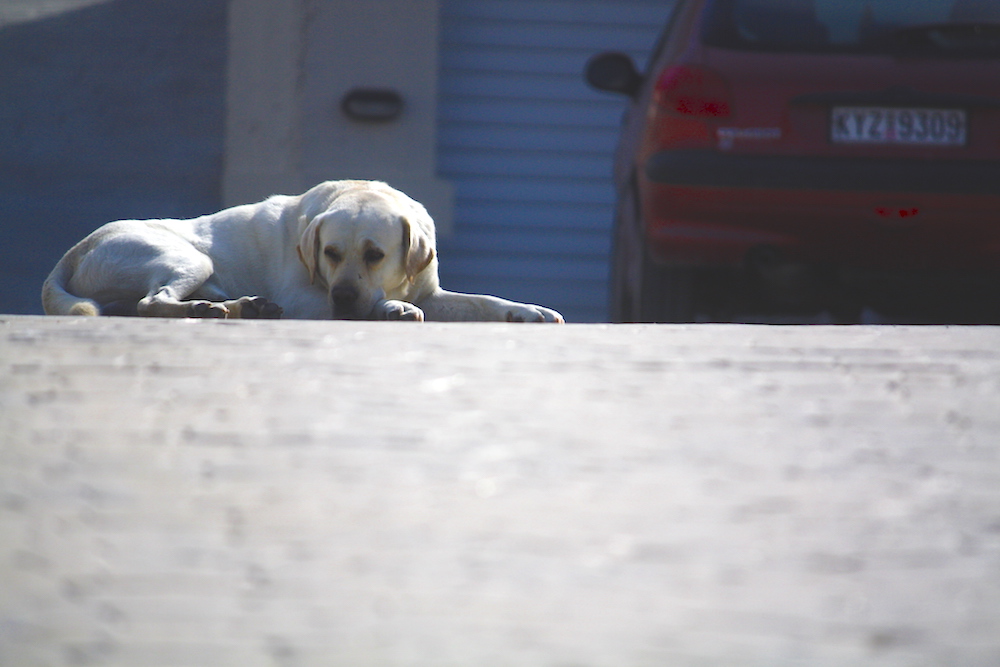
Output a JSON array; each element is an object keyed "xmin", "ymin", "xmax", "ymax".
[{"xmin": 296, "ymin": 183, "xmax": 436, "ymax": 319}]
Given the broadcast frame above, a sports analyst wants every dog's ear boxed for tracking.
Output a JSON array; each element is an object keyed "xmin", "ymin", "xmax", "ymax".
[
  {"xmin": 296, "ymin": 215, "xmax": 323, "ymax": 284},
  {"xmin": 401, "ymin": 215, "xmax": 435, "ymax": 283}
]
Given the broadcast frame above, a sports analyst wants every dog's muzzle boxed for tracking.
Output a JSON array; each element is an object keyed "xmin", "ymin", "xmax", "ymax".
[{"xmin": 330, "ymin": 282, "xmax": 362, "ymax": 319}]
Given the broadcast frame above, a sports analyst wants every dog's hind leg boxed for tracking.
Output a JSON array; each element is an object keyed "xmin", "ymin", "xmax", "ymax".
[
  {"xmin": 222, "ymin": 296, "xmax": 283, "ymax": 319},
  {"xmin": 182, "ymin": 279, "xmax": 282, "ymax": 319},
  {"xmin": 194, "ymin": 287, "xmax": 283, "ymax": 319},
  {"xmin": 136, "ymin": 253, "xmax": 230, "ymax": 318},
  {"xmin": 64, "ymin": 222, "xmax": 236, "ymax": 319}
]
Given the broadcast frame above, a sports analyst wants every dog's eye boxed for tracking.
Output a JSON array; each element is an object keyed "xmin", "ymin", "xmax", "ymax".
[
  {"xmin": 324, "ymin": 247, "xmax": 342, "ymax": 263},
  {"xmin": 364, "ymin": 248, "xmax": 385, "ymax": 264}
]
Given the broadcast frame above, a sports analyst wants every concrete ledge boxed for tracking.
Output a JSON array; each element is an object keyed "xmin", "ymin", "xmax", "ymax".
[{"xmin": 2, "ymin": 316, "xmax": 999, "ymax": 665}]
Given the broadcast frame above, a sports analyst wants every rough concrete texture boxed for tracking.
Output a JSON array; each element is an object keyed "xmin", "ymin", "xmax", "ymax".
[{"xmin": 2, "ymin": 315, "xmax": 999, "ymax": 666}]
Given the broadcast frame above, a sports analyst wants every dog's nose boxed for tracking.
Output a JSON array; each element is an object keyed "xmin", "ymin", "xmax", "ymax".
[{"xmin": 330, "ymin": 283, "xmax": 359, "ymax": 316}]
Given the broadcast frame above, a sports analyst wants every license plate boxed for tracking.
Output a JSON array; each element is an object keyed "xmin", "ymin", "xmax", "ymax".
[{"xmin": 831, "ymin": 106, "xmax": 966, "ymax": 146}]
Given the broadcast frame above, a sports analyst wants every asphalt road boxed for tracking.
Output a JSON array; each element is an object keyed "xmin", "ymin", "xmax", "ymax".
[{"xmin": 2, "ymin": 315, "xmax": 1000, "ymax": 666}]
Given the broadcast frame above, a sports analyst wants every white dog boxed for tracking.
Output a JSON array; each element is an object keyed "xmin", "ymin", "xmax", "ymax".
[{"xmin": 42, "ymin": 180, "xmax": 564, "ymax": 323}]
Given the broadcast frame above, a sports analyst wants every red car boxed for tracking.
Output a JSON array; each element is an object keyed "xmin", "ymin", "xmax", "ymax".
[{"xmin": 587, "ymin": 0, "xmax": 1000, "ymax": 323}]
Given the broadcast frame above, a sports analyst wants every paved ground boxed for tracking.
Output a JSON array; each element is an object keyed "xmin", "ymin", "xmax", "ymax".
[{"xmin": 2, "ymin": 315, "xmax": 1000, "ymax": 666}]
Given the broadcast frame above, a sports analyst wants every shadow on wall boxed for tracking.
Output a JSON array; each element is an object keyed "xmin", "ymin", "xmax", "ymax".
[{"xmin": 0, "ymin": 0, "xmax": 227, "ymax": 314}]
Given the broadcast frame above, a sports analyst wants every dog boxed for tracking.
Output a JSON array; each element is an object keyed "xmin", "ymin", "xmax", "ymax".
[{"xmin": 42, "ymin": 180, "xmax": 564, "ymax": 323}]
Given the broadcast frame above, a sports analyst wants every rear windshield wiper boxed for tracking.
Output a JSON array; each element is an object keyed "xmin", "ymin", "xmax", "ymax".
[{"xmin": 893, "ymin": 22, "xmax": 1000, "ymax": 56}]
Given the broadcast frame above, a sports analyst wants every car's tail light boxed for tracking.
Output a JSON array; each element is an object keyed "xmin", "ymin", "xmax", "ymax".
[
  {"xmin": 646, "ymin": 65, "xmax": 732, "ymax": 150},
  {"xmin": 653, "ymin": 65, "xmax": 732, "ymax": 118}
]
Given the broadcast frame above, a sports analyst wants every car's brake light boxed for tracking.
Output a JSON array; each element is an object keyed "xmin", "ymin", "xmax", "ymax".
[
  {"xmin": 646, "ymin": 65, "xmax": 732, "ymax": 150},
  {"xmin": 653, "ymin": 65, "xmax": 732, "ymax": 118}
]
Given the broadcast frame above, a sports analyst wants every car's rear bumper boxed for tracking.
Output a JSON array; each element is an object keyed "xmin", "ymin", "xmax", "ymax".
[
  {"xmin": 640, "ymin": 150, "xmax": 1000, "ymax": 270},
  {"xmin": 645, "ymin": 149, "xmax": 1000, "ymax": 195}
]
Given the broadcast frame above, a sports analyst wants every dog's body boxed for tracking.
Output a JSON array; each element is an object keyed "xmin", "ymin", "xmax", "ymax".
[{"xmin": 42, "ymin": 180, "xmax": 564, "ymax": 322}]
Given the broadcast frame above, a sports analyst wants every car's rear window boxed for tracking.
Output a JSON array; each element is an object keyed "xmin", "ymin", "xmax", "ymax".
[{"xmin": 702, "ymin": 0, "xmax": 1000, "ymax": 57}]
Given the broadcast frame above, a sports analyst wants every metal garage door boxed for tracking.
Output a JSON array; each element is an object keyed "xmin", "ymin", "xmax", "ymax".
[{"xmin": 437, "ymin": 0, "xmax": 673, "ymax": 322}]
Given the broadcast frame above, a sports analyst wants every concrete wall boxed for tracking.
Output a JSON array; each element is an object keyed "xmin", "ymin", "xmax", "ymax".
[
  {"xmin": 0, "ymin": 0, "xmax": 227, "ymax": 315},
  {"xmin": 223, "ymin": 0, "xmax": 454, "ymax": 231}
]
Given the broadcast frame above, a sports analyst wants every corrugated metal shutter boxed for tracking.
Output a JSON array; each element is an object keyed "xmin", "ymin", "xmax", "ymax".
[{"xmin": 437, "ymin": 0, "xmax": 674, "ymax": 322}]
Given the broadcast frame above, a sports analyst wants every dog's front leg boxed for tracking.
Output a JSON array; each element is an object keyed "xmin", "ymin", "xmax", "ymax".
[
  {"xmin": 415, "ymin": 289, "xmax": 565, "ymax": 323},
  {"xmin": 373, "ymin": 299, "xmax": 424, "ymax": 321}
]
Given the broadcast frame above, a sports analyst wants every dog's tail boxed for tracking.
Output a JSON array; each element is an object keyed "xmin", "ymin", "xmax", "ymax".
[{"xmin": 41, "ymin": 256, "xmax": 100, "ymax": 316}]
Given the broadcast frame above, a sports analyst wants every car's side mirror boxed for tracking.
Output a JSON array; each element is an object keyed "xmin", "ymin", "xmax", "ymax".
[{"xmin": 585, "ymin": 52, "xmax": 643, "ymax": 98}]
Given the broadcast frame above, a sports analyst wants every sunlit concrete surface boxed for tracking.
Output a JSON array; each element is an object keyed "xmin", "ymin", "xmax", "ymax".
[
  {"xmin": 2, "ymin": 315, "xmax": 999, "ymax": 666},
  {"xmin": 0, "ymin": 0, "xmax": 114, "ymax": 27}
]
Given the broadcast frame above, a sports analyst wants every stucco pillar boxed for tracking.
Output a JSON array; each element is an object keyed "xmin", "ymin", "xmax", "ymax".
[
  {"xmin": 223, "ymin": 0, "xmax": 305, "ymax": 204},
  {"xmin": 223, "ymin": 0, "xmax": 453, "ymax": 232}
]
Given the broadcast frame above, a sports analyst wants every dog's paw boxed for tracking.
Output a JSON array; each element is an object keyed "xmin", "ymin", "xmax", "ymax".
[
  {"xmin": 379, "ymin": 300, "xmax": 424, "ymax": 321},
  {"xmin": 233, "ymin": 296, "xmax": 283, "ymax": 319},
  {"xmin": 505, "ymin": 305, "xmax": 565, "ymax": 323},
  {"xmin": 187, "ymin": 300, "xmax": 229, "ymax": 318}
]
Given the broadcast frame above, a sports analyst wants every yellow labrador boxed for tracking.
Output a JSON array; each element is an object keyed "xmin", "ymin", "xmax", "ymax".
[{"xmin": 42, "ymin": 180, "xmax": 564, "ymax": 322}]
